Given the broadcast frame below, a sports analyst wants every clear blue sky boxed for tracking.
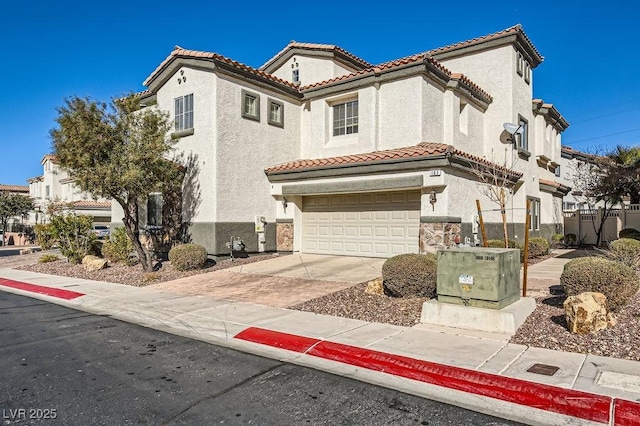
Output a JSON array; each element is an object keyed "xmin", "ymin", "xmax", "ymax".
[{"xmin": 2, "ymin": 0, "xmax": 639, "ymax": 185}]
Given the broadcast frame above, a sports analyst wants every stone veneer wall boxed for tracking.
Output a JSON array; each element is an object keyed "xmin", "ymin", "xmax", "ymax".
[
  {"xmin": 276, "ymin": 222, "xmax": 293, "ymax": 251},
  {"xmin": 419, "ymin": 222, "xmax": 462, "ymax": 254}
]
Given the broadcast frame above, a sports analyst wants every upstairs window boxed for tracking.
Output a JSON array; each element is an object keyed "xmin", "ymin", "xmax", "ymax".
[
  {"xmin": 524, "ymin": 62, "xmax": 531, "ymax": 84},
  {"xmin": 292, "ymin": 69, "xmax": 300, "ymax": 84},
  {"xmin": 554, "ymin": 165, "xmax": 561, "ymax": 177},
  {"xmin": 333, "ymin": 100, "xmax": 358, "ymax": 136},
  {"xmin": 241, "ymin": 90, "xmax": 260, "ymax": 121},
  {"xmin": 267, "ymin": 98, "xmax": 284, "ymax": 128},
  {"xmin": 516, "ymin": 53, "xmax": 524, "ymax": 76},
  {"xmin": 515, "ymin": 116, "xmax": 529, "ymax": 152},
  {"xmin": 174, "ymin": 94, "xmax": 194, "ymax": 131}
]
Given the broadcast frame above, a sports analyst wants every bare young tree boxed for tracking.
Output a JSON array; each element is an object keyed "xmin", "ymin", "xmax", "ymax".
[{"xmin": 471, "ymin": 148, "xmax": 520, "ymax": 247}]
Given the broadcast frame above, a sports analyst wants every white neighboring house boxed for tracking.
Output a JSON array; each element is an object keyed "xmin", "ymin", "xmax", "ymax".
[
  {"xmin": 115, "ymin": 24, "xmax": 571, "ymax": 257},
  {"xmin": 27, "ymin": 154, "xmax": 112, "ymax": 225}
]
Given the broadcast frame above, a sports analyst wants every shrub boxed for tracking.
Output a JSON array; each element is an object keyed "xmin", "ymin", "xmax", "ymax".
[
  {"xmin": 608, "ymin": 238, "xmax": 640, "ymax": 270},
  {"xmin": 38, "ymin": 254, "xmax": 59, "ymax": 263},
  {"xmin": 561, "ymin": 257, "xmax": 640, "ymax": 312},
  {"xmin": 168, "ymin": 244, "xmax": 208, "ymax": 271},
  {"xmin": 382, "ymin": 253, "xmax": 437, "ymax": 298},
  {"xmin": 619, "ymin": 228, "xmax": 640, "ymax": 241},
  {"xmin": 564, "ymin": 234, "xmax": 577, "ymax": 246},
  {"xmin": 34, "ymin": 224, "xmax": 55, "ymax": 250},
  {"xmin": 551, "ymin": 233, "xmax": 564, "ymax": 243},
  {"xmin": 49, "ymin": 213, "xmax": 96, "ymax": 264},
  {"xmin": 526, "ymin": 237, "xmax": 550, "ymax": 259},
  {"xmin": 102, "ymin": 227, "xmax": 135, "ymax": 265},
  {"xmin": 485, "ymin": 239, "xmax": 517, "ymax": 248}
]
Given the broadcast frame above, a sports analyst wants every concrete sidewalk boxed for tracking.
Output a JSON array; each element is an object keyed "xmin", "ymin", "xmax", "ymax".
[{"xmin": 0, "ymin": 253, "xmax": 638, "ymax": 425}]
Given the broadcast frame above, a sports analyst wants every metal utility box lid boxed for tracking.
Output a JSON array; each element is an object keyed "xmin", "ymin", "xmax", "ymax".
[{"xmin": 436, "ymin": 247, "xmax": 520, "ymax": 310}]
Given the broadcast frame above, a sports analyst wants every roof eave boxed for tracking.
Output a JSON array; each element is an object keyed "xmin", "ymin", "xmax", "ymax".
[
  {"xmin": 431, "ymin": 31, "xmax": 543, "ymax": 69},
  {"xmin": 261, "ymin": 46, "xmax": 370, "ymax": 74}
]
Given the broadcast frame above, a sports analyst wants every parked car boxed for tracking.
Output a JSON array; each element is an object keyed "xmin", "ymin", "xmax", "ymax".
[{"xmin": 92, "ymin": 225, "xmax": 110, "ymax": 239}]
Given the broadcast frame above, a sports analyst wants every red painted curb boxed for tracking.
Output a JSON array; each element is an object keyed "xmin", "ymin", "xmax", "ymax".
[
  {"xmin": 234, "ymin": 327, "xmax": 319, "ymax": 353},
  {"xmin": 614, "ymin": 399, "xmax": 640, "ymax": 426},
  {"xmin": 0, "ymin": 278, "xmax": 85, "ymax": 300},
  {"xmin": 235, "ymin": 327, "xmax": 612, "ymax": 424}
]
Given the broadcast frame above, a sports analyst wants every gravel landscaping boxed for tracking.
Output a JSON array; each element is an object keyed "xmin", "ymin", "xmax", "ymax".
[{"xmin": 10, "ymin": 250, "xmax": 640, "ymax": 362}]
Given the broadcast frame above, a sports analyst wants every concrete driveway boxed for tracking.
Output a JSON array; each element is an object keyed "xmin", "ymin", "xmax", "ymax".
[
  {"xmin": 226, "ymin": 253, "xmax": 385, "ymax": 284},
  {"xmin": 150, "ymin": 253, "xmax": 385, "ymax": 308}
]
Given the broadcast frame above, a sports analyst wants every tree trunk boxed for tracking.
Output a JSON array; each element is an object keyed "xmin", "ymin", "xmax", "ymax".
[
  {"xmin": 500, "ymin": 189, "xmax": 509, "ymax": 247},
  {"xmin": 123, "ymin": 201, "xmax": 154, "ymax": 272}
]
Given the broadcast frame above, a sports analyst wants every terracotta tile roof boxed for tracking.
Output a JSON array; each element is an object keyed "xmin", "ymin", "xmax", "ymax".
[
  {"xmin": 427, "ymin": 24, "xmax": 543, "ymax": 65},
  {"xmin": 144, "ymin": 46, "xmax": 299, "ymax": 90},
  {"xmin": 301, "ymin": 54, "xmax": 492, "ymax": 103},
  {"xmin": 41, "ymin": 154, "xmax": 57, "ymax": 164},
  {"xmin": 539, "ymin": 179, "xmax": 571, "ymax": 194},
  {"xmin": 260, "ymin": 41, "xmax": 372, "ymax": 71},
  {"xmin": 67, "ymin": 200, "xmax": 112, "ymax": 209},
  {"xmin": 561, "ymin": 145, "xmax": 596, "ymax": 161},
  {"xmin": 0, "ymin": 184, "xmax": 29, "ymax": 193},
  {"xmin": 532, "ymin": 99, "xmax": 569, "ymax": 131},
  {"xmin": 265, "ymin": 142, "xmax": 522, "ymax": 180}
]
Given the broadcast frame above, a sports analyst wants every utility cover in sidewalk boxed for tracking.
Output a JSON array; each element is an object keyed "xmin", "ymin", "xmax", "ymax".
[{"xmin": 527, "ymin": 363, "xmax": 560, "ymax": 376}]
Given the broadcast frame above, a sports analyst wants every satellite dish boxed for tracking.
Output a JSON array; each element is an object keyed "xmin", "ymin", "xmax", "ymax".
[{"xmin": 503, "ymin": 122, "xmax": 524, "ymax": 135}]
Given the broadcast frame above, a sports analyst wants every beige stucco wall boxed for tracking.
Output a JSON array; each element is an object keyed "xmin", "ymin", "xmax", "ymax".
[
  {"xmin": 154, "ymin": 65, "xmax": 218, "ymax": 222},
  {"xmin": 438, "ymin": 46, "xmax": 563, "ymax": 228},
  {"xmin": 214, "ymin": 75, "xmax": 300, "ymax": 223},
  {"xmin": 269, "ymin": 55, "xmax": 357, "ymax": 86}
]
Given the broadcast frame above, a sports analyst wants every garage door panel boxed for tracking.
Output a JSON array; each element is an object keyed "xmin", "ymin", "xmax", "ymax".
[{"xmin": 303, "ymin": 191, "xmax": 420, "ymax": 258}]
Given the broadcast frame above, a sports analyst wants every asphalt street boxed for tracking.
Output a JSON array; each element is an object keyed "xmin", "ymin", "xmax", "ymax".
[{"xmin": 0, "ymin": 292, "xmax": 522, "ymax": 425}]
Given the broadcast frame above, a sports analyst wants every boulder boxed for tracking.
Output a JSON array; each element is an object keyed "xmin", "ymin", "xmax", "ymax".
[
  {"xmin": 20, "ymin": 248, "xmax": 33, "ymax": 255},
  {"xmin": 563, "ymin": 292, "xmax": 609, "ymax": 334},
  {"xmin": 82, "ymin": 255, "xmax": 108, "ymax": 271},
  {"xmin": 82, "ymin": 255, "xmax": 100, "ymax": 265},
  {"xmin": 365, "ymin": 278, "xmax": 385, "ymax": 295}
]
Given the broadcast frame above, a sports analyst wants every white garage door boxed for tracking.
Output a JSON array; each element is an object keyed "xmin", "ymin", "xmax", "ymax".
[{"xmin": 302, "ymin": 191, "xmax": 420, "ymax": 258}]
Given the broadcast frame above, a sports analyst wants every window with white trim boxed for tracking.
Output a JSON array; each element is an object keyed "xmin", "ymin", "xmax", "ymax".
[
  {"xmin": 333, "ymin": 99, "xmax": 358, "ymax": 136},
  {"xmin": 528, "ymin": 197, "xmax": 540, "ymax": 231},
  {"xmin": 292, "ymin": 69, "xmax": 300, "ymax": 84},
  {"xmin": 241, "ymin": 90, "xmax": 260, "ymax": 121},
  {"xmin": 267, "ymin": 98, "xmax": 284, "ymax": 128},
  {"xmin": 554, "ymin": 165, "xmax": 561, "ymax": 177},
  {"xmin": 174, "ymin": 94, "xmax": 194, "ymax": 131}
]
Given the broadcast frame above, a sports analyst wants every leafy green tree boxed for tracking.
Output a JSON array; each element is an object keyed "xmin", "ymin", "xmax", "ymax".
[
  {"xmin": 50, "ymin": 95, "xmax": 183, "ymax": 271},
  {"xmin": 0, "ymin": 193, "xmax": 33, "ymax": 245},
  {"xmin": 607, "ymin": 146, "xmax": 640, "ymax": 204}
]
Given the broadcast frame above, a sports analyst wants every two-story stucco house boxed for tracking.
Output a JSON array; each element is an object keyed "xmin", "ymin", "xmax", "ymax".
[
  {"xmin": 28, "ymin": 155, "xmax": 112, "ymax": 225},
  {"xmin": 116, "ymin": 24, "xmax": 570, "ymax": 258}
]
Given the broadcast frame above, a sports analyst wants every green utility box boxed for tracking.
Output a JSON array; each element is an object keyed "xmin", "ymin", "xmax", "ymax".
[{"xmin": 436, "ymin": 247, "xmax": 520, "ymax": 309}]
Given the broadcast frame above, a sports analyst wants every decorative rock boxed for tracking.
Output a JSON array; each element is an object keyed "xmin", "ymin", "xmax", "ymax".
[
  {"xmin": 365, "ymin": 278, "xmax": 385, "ymax": 295},
  {"xmin": 20, "ymin": 249, "xmax": 33, "ymax": 255},
  {"xmin": 85, "ymin": 258, "xmax": 108, "ymax": 272},
  {"xmin": 82, "ymin": 255, "xmax": 100, "ymax": 265},
  {"xmin": 82, "ymin": 255, "xmax": 108, "ymax": 271},
  {"xmin": 563, "ymin": 292, "xmax": 609, "ymax": 335}
]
